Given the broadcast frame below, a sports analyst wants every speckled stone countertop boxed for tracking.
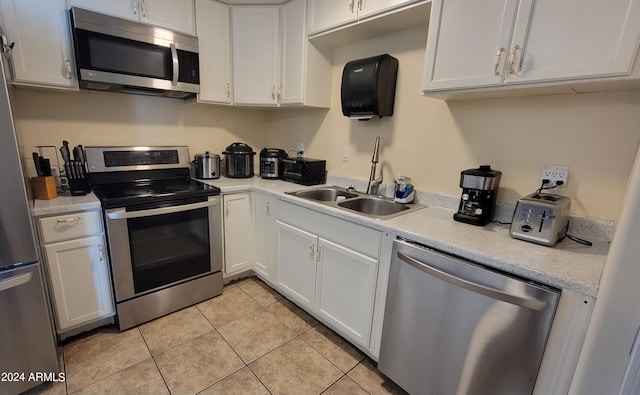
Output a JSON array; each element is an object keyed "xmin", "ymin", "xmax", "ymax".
[
  {"xmin": 30, "ymin": 177, "xmax": 609, "ymax": 297},
  {"xmin": 32, "ymin": 192, "xmax": 102, "ymax": 216}
]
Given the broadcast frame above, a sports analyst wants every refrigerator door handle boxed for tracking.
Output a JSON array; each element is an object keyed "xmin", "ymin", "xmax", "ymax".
[
  {"xmin": 397, "ymin": 251, "xmax": 546, "ymax": 311},
  {"xmin": 0, "ymin": 272, "xmax": 32, "ymax": 292}
]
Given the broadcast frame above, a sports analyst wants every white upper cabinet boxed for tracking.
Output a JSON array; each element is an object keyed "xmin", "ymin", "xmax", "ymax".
[
  {"xmin": 196, "ymin": 0, "xmax": 232, "ymax": 104},
  {"xmin": 423, "ymin": 0, "xmax": 640, "ymax": 93},
  {"xmin": 307, "ymin": 0, "xmax": 358, "ymax": 35},
  {"xmin": 69, "ymin": 0, "xmax": 196, "ymax": 35},
  {"xmin": 504, "ymin": 0, "xmax": 640, "ymax": 84},
  {"xmin": 231, "ymin": 0, "xmax": 331, "ymax": 107},
  {"xmin": 232, "ymin": 6, "xmax": 280, "ymax": 105},
  {"xmin": 67, "ymin": 0, "xmax": 138, "ymax": 21},
  {"xmin": 0, "ymin": 0, "xmax": 78, "ymax": 89},
  {"xmin": 279, "ymin": 0, "xmax": 305, "ymax": 105},
  {"xmin": 423, "ymin": 0, "xmax": 517, "ymax": 91},
  {"xmin": 307, "ymin": 0, "xmax": 421, "ymax": 35}
]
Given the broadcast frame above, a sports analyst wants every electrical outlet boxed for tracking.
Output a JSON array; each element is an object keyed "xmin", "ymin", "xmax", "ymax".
[
  {"xmin": 542, "ymin": 165, "xmax": 569, "ymax": 188},
  {"xmin": 296, "ymin": 143, "xmax": 305, "ymax": 156},
  {"xmin": 342, "ymin": 146, "xmax": 350, "ymax": 161}
]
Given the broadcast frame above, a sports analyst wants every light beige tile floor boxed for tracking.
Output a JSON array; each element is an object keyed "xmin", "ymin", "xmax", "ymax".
[{"xmin": 28, "ymin": 277, "xmax": 407, "ymax": 395}]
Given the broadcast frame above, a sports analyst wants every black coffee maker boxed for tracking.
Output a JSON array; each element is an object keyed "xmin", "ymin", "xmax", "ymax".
[{"xmin": 453, "ymin": 165, "xmax": 502, "ymax": 226}]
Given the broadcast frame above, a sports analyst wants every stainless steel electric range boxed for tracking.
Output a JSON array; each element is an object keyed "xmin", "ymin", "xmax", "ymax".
[{"xmin": 86, "ymin": 146, "xmax": 223, "ymax": 330}]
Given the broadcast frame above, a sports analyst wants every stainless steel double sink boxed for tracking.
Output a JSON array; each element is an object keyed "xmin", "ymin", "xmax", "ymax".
[{"xmin": 285, "ymin": 186, "xmax": 426, "ymax": 220}]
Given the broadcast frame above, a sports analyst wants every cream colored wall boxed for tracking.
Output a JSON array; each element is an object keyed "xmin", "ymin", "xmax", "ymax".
[
  {"xmin": 13, "ymin": 88, "xmax": 269, "ymax": 176},
  {"xmin": 266, "ymin": 26, "xmax": 640, "ymax": 221},
  {"xmin": 12, "ymin": 26, "xmax": 640, "ymax": 221}
]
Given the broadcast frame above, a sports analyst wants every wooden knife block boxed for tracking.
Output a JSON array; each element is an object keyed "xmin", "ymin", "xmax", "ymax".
[{"xmin": 32, "ymin": 176, "xmax": 57, "ymax": 200}]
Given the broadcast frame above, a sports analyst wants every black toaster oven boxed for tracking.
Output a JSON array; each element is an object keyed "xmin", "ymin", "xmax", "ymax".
[{"xmin": 281, "ymin": 157, "xmax": 326, "ymax": 186}]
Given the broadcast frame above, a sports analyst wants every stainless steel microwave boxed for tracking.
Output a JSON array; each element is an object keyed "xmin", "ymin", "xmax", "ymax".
[{"xmin": 69, "ymin": 7, "xmax": 200, "ymax": 99}]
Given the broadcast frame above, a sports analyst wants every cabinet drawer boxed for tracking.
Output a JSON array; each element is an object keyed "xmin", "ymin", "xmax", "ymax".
[{"xmin": 39, "ymin": 211, "xmax": 103, "ymax": 243}]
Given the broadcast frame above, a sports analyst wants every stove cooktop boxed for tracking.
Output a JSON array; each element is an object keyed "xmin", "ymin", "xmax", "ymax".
[{"xmin": 92, "ymin": 178, "xmax": 221, "ymax": 208}]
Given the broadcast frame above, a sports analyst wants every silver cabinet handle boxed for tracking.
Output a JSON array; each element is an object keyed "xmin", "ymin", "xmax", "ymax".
[
  {"xmin": 509, "ymin": 44, "xmax": 522, "ymax": 74},
  {"xmin": 0, "ymin": 273, "xmax": 31, "ymax": 292},
  {"xmin": 265, "ymin": 201, "xmax": 270, "ymax": 216},
  {"xmin": 317, "ymin": 245, "xmax": 322, "ymax": 262},
  {"xmin": 170, "ymin": 43, "xmax": 178, "ymax": 86},
  {"xmin": 65, "ymin": 59, "xmax": 72, "ymax": 79},
  {"xmin": 396, "ymin": 251, "xmax": 546, "ymax": 311},
  {"xmin": 357, "ymin": 0, "xmax": 363, "ymax": 11},
  {"xmin": 141, "ymin": 0, "xmax": 147, "ymax": 17},
  {"xmin": 277, "ymin": 85, "xmax": 282, "ymax": 101},
  {"xmin": 309, "ymin": 243, "xmax": 315, "ymax": 259},
  {"xmin": 494, "ymin": 47, "xmax": 506, "ymax": 76},
  {"xmin": 56, "ymin": 216, "xmax": 81, "ymax": 223},
  {"xmin": 349, "ymin": 0, "xmax": 354, "ymax": 13},
  {"xmin": 107, "ymin": 198, "xmax": 219, "ymax": 220},
  {"xmin": 97, "ymin": 244, "xmax": 105, "ymax": 261},
  {"xmin": 132, "ymin": 0, "xmax": 138, "ymax": 15},
  {"xmin": 226, "ymin": 83, "xmax": 231, "ymax": 98},
  {"xmin": 271, "ymin": 85, "xmax": 276, "ymax": 100}
]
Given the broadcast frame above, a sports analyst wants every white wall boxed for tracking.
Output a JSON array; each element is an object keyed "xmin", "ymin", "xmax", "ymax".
[
  {"xmin": 569, "ymin": 144, "xmax": 640, "ymax": 395},
  {"xmin": 267, "ymin": 26, "xmax": 640, "ymax": 221}
]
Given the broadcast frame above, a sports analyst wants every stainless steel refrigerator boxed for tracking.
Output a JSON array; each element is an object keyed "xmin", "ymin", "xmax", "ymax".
[{"xmin": 0, "ymin": 62, "xmax": 60, "ymax": 394}]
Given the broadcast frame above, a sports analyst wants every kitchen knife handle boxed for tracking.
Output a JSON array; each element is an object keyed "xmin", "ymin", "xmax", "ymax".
[{"xmin": 32, "ymin": 152, "xmax": 42, "ymax": 176}]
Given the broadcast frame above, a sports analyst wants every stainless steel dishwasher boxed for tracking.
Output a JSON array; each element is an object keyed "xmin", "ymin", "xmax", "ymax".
[{"xmin": 378, "ymin": 238, "xmax": 560, "ymax": 395}]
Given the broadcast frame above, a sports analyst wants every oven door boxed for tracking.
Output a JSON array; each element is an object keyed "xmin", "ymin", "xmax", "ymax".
[{"xmin": 104, "ymin": 196, "xmax": 222, "ymax": 303}]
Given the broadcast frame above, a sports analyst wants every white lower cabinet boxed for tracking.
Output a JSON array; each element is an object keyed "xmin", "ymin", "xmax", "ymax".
[
  {"xmin": 253, "ymin": 192, "xmax": 277, "ymax": 284},
  {"xmin": 38, "ymin": 210, "xmax": 114, "ymax": 333},
  {"xmin": 316, "ymin": 238, "xmax": 378, "ymax": 347},
  {"xmin": 276, "ymin": 200, "xmax": 384, "ymax": 350},
  {"xmin": 276, "ymin": 221, "xmax": 318, "ymax": 311},
  {"xmin": 43, "ymin": 236, "xmax": 112, "ymax": 331},
  {"xmin": 223, "ymin": 192, "xmax": 253, "ymax": 276}
]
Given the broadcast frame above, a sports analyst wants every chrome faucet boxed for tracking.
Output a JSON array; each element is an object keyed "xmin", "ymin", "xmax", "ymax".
[{"xmin": 367, "ymin": 136, "xmax": 382, "ymax": 195}]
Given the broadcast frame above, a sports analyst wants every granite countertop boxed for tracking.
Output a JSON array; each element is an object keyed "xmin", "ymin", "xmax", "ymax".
[
  {"xmin": 30, "ymin": 177, "xmax": 609, "ymax": 297},
  {"xmin": 32, "ymin": 191, "xmax": 102, "ymax": 216}
]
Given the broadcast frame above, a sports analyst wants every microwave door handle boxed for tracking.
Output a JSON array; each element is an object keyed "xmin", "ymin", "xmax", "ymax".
[
  {"xmin": 106, "ymin": 198, "xmax": 219, "ymax": 220},
  {"xmin": 170, "ymin": 43, "xmax": 178, "ymax": 86}
]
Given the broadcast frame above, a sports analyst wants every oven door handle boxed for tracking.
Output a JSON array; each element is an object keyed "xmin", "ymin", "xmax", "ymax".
[{"xmin": 106, "ymin": 198, "xmax": 219, "ymax": 220}]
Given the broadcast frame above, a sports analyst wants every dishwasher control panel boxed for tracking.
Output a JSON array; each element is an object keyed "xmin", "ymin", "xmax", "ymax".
[{"xmin": 510, "ymin": 193, "xmax": 570, "ymax": 246}]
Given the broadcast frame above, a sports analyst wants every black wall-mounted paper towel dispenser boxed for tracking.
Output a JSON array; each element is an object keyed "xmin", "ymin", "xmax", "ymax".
[{"xmin": 341, "ymin": 54, "xmax": 399, "ymax": 120}]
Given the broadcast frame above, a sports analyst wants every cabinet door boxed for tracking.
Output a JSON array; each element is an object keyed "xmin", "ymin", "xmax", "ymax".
[
  {"xmin": 505, "ymin": 0, "xmax": 640, "ymax": 84},
  {"xmin": 358, "ymin": 0, "xmax": 419, "ymax": 19},
  {"xmin": 44, "ymin": 235, "xmax": 114, "ymax": 331},
  {"xmin": 223, "ymin": 193, "xmax": 253, "ymax": 276},
  {"xmin": 422, "ymin": 0, "xmax": 518, "ymax": 91},
  {"xmin": 0, "ymin": 0, "xmax": 78, "ymax": 89},
  {"xmin": 316, "ymin": 237, "xmax": 378, "ymax": 348},
  {"xmin": 307, "ymin": 0, "xmax": 357, "ymax": 36},
  {"xmin": 141, "ymin": 0, "xmax": 195, "ymax": 35},
  {"xmin": 253, "ymin": 193, "xmax": 276, "ymax": 283},
  {"xmin": 276, "ymin": 221, "xmax": 317, "ymax": 311},
  {"xmin": 68, "ymin": 0, "xmax": 138, "ymax": 21},
  {"xmin": 196, "ymin": 0, "xmax": 232, "ymax": 104},
  {"xmin": 279, "ymin": 0, "xmax": 305, "ymax": 105},
  {"xmin": 232, "ymin": 6, "xmax": 280, "ymax": 105}
]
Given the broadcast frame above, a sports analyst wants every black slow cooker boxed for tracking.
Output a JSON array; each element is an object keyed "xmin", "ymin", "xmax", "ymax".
[{"xmin": 223, "ymin": 142, "xmax": 255, "ymax": 178}]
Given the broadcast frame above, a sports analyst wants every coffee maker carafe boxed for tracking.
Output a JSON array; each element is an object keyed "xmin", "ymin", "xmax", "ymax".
[{"xmin": 453, "ymin": 165, "xmax": 502, "ymax": 226}]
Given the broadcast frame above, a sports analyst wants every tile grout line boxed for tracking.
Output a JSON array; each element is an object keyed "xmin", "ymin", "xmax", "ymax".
[{"xmin": 138, "ymin": 326, "xmax": 172, "ymax": 395}]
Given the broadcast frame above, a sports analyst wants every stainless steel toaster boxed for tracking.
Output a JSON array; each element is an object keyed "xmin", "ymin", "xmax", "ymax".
[{"xmin": 510, "ymin": 193, "xmax": 571, "ymax": 246}]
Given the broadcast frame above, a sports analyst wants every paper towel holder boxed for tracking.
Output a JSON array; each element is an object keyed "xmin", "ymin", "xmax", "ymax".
[{"xmin": 341, "ymin": 54, "xmax": 399, "ymax": 121}]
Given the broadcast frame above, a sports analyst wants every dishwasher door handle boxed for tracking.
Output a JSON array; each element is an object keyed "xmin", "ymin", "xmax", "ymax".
[{"xmin": 397, "ymin": 251, "xmax": 547, "ymax": 311}]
